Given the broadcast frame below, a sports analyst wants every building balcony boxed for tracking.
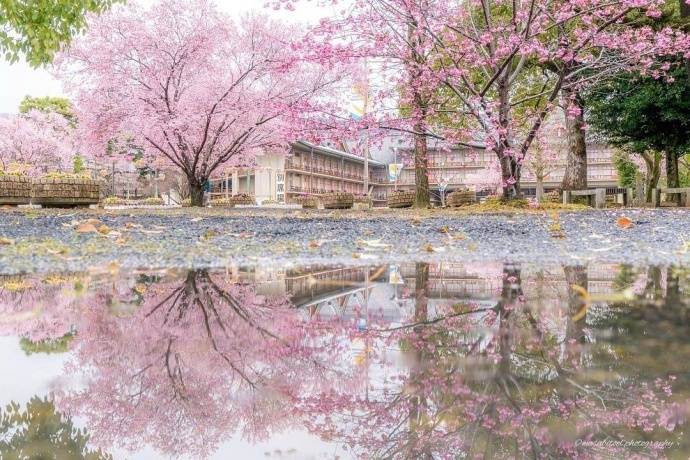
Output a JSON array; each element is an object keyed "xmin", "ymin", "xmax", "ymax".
[
  {"xmin": 287, "ymin": 186, "xmax": 355, "ymax": 195},
  {"xmin": 285, "ymin": 161, "xmax": 368, "ymax": 182}
]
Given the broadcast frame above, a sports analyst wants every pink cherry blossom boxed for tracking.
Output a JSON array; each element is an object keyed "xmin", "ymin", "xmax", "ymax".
[
  {"xmin": 0, "ymin": 110, "xmax": 76, "ymax": 175},
  {"xmin": 55, "ymin": 0, "xmax": 349, "ymax": 205}
]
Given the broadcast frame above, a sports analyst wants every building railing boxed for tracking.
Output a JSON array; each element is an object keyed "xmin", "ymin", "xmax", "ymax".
[
  {"xmin": 285, "ymin": 161, "xmax": 370, "ymax": 181},
  {"xmin": 285, "ymin": 161, "xmax": 395, "ymax": 185},
  {"xmin": 288, "ymin": 186, "xmax": 357, "ymax": 195}
]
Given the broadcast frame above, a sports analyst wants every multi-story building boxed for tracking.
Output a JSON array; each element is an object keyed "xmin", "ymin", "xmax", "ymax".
[
  {"xmin": 210, "ymin": 140, "xmax": 391, "ymax": 205},
  {"xmin": 211, "ymin": 111, "xmax": 621, "ymax": 205}
]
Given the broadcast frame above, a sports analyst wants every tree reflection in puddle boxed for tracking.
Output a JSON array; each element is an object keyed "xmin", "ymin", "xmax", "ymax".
[
  {"xmin": 0, "ymin": 397, "xmax": 112, "ymax": 460},
  {"xmin": 0, "ymin": 263, "xmax": 688, "ymax": 459}
]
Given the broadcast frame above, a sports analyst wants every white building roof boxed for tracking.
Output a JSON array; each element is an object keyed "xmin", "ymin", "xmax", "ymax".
[{"xmin": 292, "ymin": 140, "xmax": 385, "ymax": 167}]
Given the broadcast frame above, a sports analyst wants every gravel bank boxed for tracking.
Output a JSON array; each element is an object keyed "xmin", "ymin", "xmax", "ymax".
[{"xmin": 0, "ymin": 207, "xmax": 688, "ymax": 274}]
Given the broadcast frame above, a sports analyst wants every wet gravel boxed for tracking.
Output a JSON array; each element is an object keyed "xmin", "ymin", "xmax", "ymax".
[{"xmin": 0, "ymin": 207, "xmax": 688, "ymax": 274}]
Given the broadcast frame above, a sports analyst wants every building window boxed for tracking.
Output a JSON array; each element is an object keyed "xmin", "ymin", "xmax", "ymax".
[{"xmin": 277, "ymin": 183, "xmax": 284, "ymax": 192}]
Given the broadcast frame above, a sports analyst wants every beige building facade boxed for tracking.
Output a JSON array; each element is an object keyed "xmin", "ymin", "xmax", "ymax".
[
  {"xmin": 211, "ymin": 119, "xmax": 621, "ymax": 205},
  {"xmin": 210, "ymin": 140, "xmax": 391, "ymax": 205}
]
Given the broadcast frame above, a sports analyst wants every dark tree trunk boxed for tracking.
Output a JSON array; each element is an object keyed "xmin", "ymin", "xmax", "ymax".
[
  {"xmin": 666, "ymin": 150, "xmax": 680, "ymax": 189},
  {"xmin": 561, "ymin": 89, "xmax": 587, "ymax": 191},
  {"xmin": 189, "ymin": 178, "xmax": 205, "ymax": 207},
  {"xmin": 497, "ymin": 77, "xmax": 522, "ymax": 200},
  {"xmin": 641, "ymin": 151, "xmax": 661, "ymax": 203},
  {"xmin": 665, "ymin": 150, "xmax": 680, "ymax": 204},
  {"xmin": 499, "ymin": 153, "xmax": 522, "ymax": 199},
  {"xmin": 413, "ymin": 129, "xmax": 431, "ymax": 208}
]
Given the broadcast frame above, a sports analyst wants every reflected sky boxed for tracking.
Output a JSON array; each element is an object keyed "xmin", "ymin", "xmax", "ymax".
[{"xmin": 1, "ymin": 263, "xmax": 689, "ymax": 459}]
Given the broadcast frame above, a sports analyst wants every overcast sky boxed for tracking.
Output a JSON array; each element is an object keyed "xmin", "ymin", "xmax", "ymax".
[{"xmin": 0, "ymin": 0, "xmax": 334, "ymax": 114}]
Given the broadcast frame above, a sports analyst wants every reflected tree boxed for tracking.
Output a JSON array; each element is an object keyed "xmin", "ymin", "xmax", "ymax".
[
  {"xmin": 0, "ymin": 396, "xmax": 111, "ymax": 460},
  {"xmin": 56, "ymin": 270, "xmax": 355, "ymax": 458},
  {"xmin": 298, "ymin": 263, "xmax": 688, "ymax": 459}
]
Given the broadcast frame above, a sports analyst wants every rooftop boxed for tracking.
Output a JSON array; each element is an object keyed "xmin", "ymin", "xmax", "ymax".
[{"xmin": 292, "ymin": 140, "xmax": 385, "ymax": 167}]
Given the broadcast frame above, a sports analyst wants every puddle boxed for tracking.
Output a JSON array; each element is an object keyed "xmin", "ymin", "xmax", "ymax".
[{"xmin": 1, "ymin": 262, "xmax": 689, "ymax": 459}]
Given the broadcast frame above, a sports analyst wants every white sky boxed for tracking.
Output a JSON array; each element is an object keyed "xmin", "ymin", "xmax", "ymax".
[{"xmin": 0, "ymin": 0, "xmax": 335, "ymax": 114}]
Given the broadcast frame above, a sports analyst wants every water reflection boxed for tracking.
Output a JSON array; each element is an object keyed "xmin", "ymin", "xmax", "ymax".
[
  {"xmin": 0, "ymin": 397, "xmax": 112, "ymax": 460},
  {"xmin": 0, "ymin": 263, "xmax": 689, "ymax": 459}
]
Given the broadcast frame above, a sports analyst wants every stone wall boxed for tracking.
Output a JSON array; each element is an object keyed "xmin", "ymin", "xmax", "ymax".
[
  {"xmin": 31, "ymin": 178, "xmax": 100, "ymax": 206},
  {"xmin": 0, "ymin": 176, "xmax": 32, "ymax": 205}
]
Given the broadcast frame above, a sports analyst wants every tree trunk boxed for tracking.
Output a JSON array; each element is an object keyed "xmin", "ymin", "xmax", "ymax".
[
  {"xmin": 535, "ymin": 176, "xmax": 544, "ymax": 202},
  {"xmin": 497, "ymin": 76, "xmax": 521, "ymax": 200},
  {"xmin": 413, "ymin": 129, "xmax": 431, "ymax": 208},
  {"xmin": 561, "ymin": 89, "xmax": 587, "ymax": 191},
  {"xmin": 666, "ymin": 150, "xmax": 680, "ymax": 188},
  {"xmin": 499, "ymin": 153, "xmax": 521, "ymax": 199},
  {"xmin": 665, "ymin": 150, "xmax": 680, "ymax": 204},
  {"xmin": 641, "ymin": 151, "xmax": 661, "ymax": 203},
  {"xmin": 189, "ymin": 178, "xmax": 205, "ymax": 207}
]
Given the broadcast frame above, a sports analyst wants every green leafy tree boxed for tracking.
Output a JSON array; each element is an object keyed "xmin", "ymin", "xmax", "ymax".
[
  {"xmin": 586, "ymin": 64, "xmax": 690, "ymax": 198},
  {"xmin": 0, "ymin": 396, "xmax": 112, "ymax": 460},
  {"xmin": 0, "ymin": 0, "xmax": 120, "ymax": 66},
  {"xmin": 613, "ymin": 151, "xmax": 640, "ymax": 187},
  {"xmin": 19, "ymin": 96, "xmax": 76, "ymax": 125}
]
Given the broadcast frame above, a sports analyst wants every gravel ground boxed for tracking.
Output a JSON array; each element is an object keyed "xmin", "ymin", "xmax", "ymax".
[{"xmin": 0, "ymin": 207, "xmax": 688, "ymax": 274}]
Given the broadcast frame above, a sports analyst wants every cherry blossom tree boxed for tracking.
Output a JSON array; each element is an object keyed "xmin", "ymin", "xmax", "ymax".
[
  {"xmin": 0, "ymin": 109, "xmax": 76, "ymax": 175},
  {"xmin": 522, "ymin": 113, "xmax": 569, "ymax": 201},
  {"xmin": 282, "ymin": 0, "xmax": 690, "ymax": 199},
  {"xmin": 56, "ymin": 0, "xmax": 347, "ymax": 206}
]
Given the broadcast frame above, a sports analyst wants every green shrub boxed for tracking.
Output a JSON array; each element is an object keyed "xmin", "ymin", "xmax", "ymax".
[
  {"xmin": 103, "ymin": 196, "xmax": 127, "ymax": 205},
  {"xmin": 141, "ymin": 197, "xmax": 164, "ymax": 205},
  {"xmin": 41, "ymin": 171, "xmax": 92, "ymax": 180}
]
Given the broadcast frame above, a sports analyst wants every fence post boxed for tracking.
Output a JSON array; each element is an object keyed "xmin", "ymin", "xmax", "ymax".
[
  {"xmin": 625, "ymin": 188, "xmax": 634, "ymax": 207},
  {"xmin": 562, "ymin": 190, "xmax": 572, "ymax": 205},
  {"xmin": 594, "ymin": 188, "xmax": 606, "ymax": 209},
  {"xmin": 651, "ymin": 189, "xmax": 660, "ymax": 207}
]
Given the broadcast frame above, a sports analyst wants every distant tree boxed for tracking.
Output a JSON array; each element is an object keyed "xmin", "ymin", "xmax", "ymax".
[
  {"xmin": 18, "ymin": 96, "xmax": 84, "ymax": 173},
  {"xmin": 613, "ymin": 151, "xmax": 641, "ymax": 188},
  {"xmin": 19, "ymin": 96, "xmax": 76, "ymax": 124},
  {"xmin": 0, "ymin": 109, "xmax": 76, "ymax": 175},
  {"xmin": 586, "ymin": 65, "xmax": 690, "ymax": 196},
  {"xmin": 0, "ymin": 0, "xmax": 120, "ymax": 66}
]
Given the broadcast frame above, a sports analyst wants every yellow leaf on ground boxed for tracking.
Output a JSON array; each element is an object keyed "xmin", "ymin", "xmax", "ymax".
[{"xmin": 75, "ymin": 223, "xmax": 98, "ymax": 233}]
